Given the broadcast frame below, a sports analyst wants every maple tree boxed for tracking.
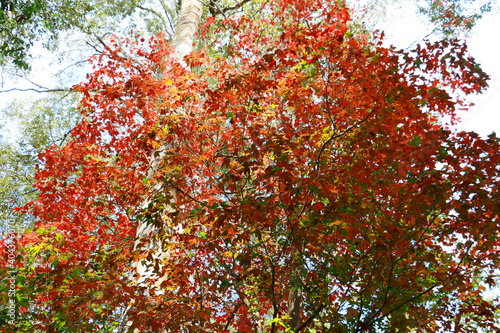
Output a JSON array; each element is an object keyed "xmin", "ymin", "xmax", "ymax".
[{"xmin": 1, "ymin": 0, "xmax": 500, "ymax": 332}]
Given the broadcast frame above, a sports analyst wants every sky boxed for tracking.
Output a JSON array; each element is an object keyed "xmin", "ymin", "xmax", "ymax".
[{"xmin": 460, "ymin": 11, "xmax": 500, "ymax": 135}]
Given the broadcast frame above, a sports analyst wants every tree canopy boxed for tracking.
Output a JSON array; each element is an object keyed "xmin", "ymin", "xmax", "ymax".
[
  {"xmin": 1, "ymin": 0, "xmax": 500, "ymax": 332},
  {"xmin": 0, "ymin": 0, "xmax": 495, "ymax": 70},
  {"xmin": 0, "ymin": 0, "xmax": 146, "ymax": 69}
]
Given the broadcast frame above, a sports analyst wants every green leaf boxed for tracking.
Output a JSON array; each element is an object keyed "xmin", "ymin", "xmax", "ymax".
[{"xmin": 409, "ymin": 135, "xmax": 422, "ymax": 146}]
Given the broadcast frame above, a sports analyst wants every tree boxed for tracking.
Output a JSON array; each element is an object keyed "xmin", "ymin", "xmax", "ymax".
[
  {"xmin": 0, "ymin": 0, "xmax": 151, "ymax": 70},
  {"xmin": 1, "ymin": 0, "xmax": 495, "ymax": 235},
  {"xmin": 1, "ymin": 0, "xmax": 500, "ymax": 332},
  {"xmin": 0, "ymin": 0, "xmax": 494, "ymax": 71},
  {"xmin": 0, "ymin": 0, "xmax": 186, "ymax": 238},
  {"xmin": 348, "ymin": 0, "xmax": 496, "ymax": 39}
]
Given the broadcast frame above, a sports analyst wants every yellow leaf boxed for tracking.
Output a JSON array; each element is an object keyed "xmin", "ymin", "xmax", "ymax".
[{"xmin": 330, "ymin": 220, "xmax": 343, "ymax": 226}]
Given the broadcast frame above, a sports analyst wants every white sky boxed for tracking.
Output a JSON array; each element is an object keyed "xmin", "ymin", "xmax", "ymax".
[{"xmin": 460, "ymin": 11, "xmax": 500, "ymax": 135}]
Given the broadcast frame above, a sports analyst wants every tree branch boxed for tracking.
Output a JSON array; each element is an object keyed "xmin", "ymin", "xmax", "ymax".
[
  {"xmin": 137, "ymin": 5, "xmax": 171, "ymax": 35},
  {"xmin": 158, "ymin": 0, "xmax": 177, "ymax": 35},
  {"xmin": 207, "ymin": 0, "xmax": 251, "ymax": 17},
  {"xmin": 0, "ymin": 87, "xmax": 69, "ymax": 94}
]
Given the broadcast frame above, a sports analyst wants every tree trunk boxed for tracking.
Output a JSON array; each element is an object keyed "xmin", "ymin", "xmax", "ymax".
[
  {"xmin": 133, "ymin": 0, "xmax": 203, "ymax": 279},
  {"xmin": 120, "ymin": 1, "xmax": 203, "ymax": 331},
  {"xmin": 171, "ymin": 0, "xmax": 204, "ymax": 61},
  {"xmin": 287, "ymin": 286, "xmax": 302, "ymax": 331}
]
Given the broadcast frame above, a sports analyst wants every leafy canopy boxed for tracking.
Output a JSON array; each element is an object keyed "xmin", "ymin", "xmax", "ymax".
[
  {"xmin": 1, "ymin": 0, "xmax": 500, "ymax": 332},
  {"xmin": 0, "ymin": 0, "xmax": 142, "ymax": 69}
]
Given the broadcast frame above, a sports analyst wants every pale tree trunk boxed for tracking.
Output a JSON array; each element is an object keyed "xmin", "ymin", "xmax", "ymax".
[
  {"xmin": 133, "ymin": 0, "xmax": 203, "ymax": 281},
  {"xmin": 171, "ymin": 0, "xmax": 204, "ymax": 61},
  {"xmin": 134, "ymin": 0, "xmax": 203, "ymax": 276},
  {"xmin": 287, "ymin": 287, "xmax": 302, "ymax": 331},
  {"xmin": 118, "ymin": 1, "xmax": 204, "ymax": 332}
]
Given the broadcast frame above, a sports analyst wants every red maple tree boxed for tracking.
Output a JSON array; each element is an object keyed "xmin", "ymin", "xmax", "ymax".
[{"xmin": 1, "ymin": 1, "xmax": 499, "ymax": 332}]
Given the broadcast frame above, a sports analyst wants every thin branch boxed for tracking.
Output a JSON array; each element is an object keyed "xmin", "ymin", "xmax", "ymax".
[
  {"xmin": 0, "ymin": 87, "xmax": 69, "ymax": 94},
  {"xmin": 157, "ymin": 0, "xmax": 177, "ymax": 35},
  {"xmin": 207, "ymin": 0, "xmax": 251, "ymax": 16},
  {"xmin": 23, "ymin": 76, "xmax": 69, "ymax": 92},
  {"xmin": 137, "ymin": 5, "xmax": 170, "ymax": 34},
  {"xmin": 296, "ymin": 304, "xmax": 326, "ymax": 332},
  {"xmin": 406, "ymin": 26, "xmax": 440, "ymax": 50},
  {"xmin": 85, "ymin": 39, "xmax": 106, "ymax": 54},
  {"xmin": 55, "ymin": 59, "xmax": 89, "ymax": 77},
  {"xmin": 1, "ymin": 70, "xmax": 75, "ymax": 94},
  {"xmin": 93, "ymin": 34, "xmax": 112, "ymax": 51},
  {"xmin": 224, "ymin": 302, "xmax": 243, "ymax": 331},
  {"xmin": 207, "ymin": 0, "xmax": 226, "ymax": 17},
  {"xmin": 221, "ymin": 0, "xmax": 251, "ymax": 13},
  {"xmin": 315, "ymin": 109, "xmax": 376, "ymax": 167}
]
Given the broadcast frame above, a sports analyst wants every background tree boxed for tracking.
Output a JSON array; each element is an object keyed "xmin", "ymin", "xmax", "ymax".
[
  {"xmin": 347, "ymin": 0, "xmax": 496, "ymax": 39},
  {"xmin": 0, "ymin": 93, "xmax": 80, "ymax": 233},
  {"xmin": 0, "ymin": 0, "xmax": 153, "ymax": 70},
  {"xmin": 418, "ymin": 0, "xmax": 494, "ymax": 37}
]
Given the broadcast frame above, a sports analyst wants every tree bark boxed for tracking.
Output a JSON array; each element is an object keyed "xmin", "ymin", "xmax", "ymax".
[
  {"xmin": 133, "ymin": 0, "xmax": 203, "ymax": 278},
  {"xmin": 120, "ymin": 1, "xmax": 203, "ymax": 331},
  {"xmin": 287, "ymin": 286, "xmax": 302, "ymax": 331},
  {"xmin": 171, "ymin": 0, "xmax": 203, "ymax": 61}
]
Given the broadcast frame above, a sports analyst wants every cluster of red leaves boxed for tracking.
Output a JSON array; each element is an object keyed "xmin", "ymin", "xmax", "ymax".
[
  {"xmin": 1, "ymin": 0, "xmax": 500, "ymax": 332},
  {"xmin": 0, "ymin": 35, "xmax": 174, "ymax": 331}
]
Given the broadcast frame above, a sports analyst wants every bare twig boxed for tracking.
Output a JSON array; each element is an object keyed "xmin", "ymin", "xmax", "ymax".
[
  {"xmin": 138, "ymin": 5, "xmax": 171, "ymax": 34},
  {"xmin": 55, "ymin": 60, "xmax": 89, "ymax": 77},
  {"xmin": 158, "ymin": 0, "xmax": 177, "ymax": 36},
  {"xmin": 207, "ymin": 0, "xmax": 251, "ymax": 16},
  {"xmin": 0, "ymin": 87, "xmax": 69, "ymax": 94}
]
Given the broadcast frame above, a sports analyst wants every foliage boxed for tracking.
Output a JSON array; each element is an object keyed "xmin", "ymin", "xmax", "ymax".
[
  {"xmin": 346, "ymin": 0, "xmax": 496, "ymax": 41},
  {"xmin": 1, "ymin": 0, "xmax": 500, "ymax": 332},
  {"xmin": 1, "ymin": 0, "xmax": 493, "ymax": 71},
  {"xmin": 0, "ymin": 0, "xmax": 143, "ymax": 70},
  {"xmin": 0, "ymin": 93, "xmax": 80, "ymax": 233},
  {"xmin": 418, "ymin": 0, "xmax": 495, "ymax": 37}
]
